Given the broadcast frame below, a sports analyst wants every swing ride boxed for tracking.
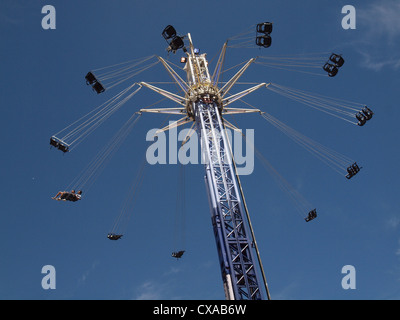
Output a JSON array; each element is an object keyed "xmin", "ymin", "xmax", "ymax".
[{"xmin": 49, "ymin": 22, "xmax": 374, "ymax": 300}]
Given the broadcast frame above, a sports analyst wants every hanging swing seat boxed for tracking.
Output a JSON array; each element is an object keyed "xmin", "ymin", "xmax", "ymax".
[
  {"xmin": 85, "ymin": 71, "xmax": 106, "ymax": 94},
  {"xmin": 52, "ymin": 190, "xmax": 82, "ymax": 202},
  {"xmin": 92, "ymin": 81, "xmax": 105, "ymax": 94},
  {"xmin": 256, "ymin": 22, "xmax": 273, "ymax": 34},
  {"xmin": 50, "ymin": 136, "xmax": 70, "ymax": 153},
  {"xmin": 346, "ymin": 162, "xmax": 361, "ymax": 179},
  {"xmin": 172, "ymin": 250, "xmax": 185, "ymax": 259},
  {"xmin": 107, "ymin": 233, "xmax": 123, "ymax": 240},
  {"xmin": 256, "ymin": 35, "xmax": 272, "ymax": 48},
  {"xmin": 85, "ymin": 71, "xmax": 97, "ymax": 85},
  {"xmin": 167, "ymin": 36, "xmax": 185, "ymax": 53},
  {"xmin": 329, "ymin": 53, "xmax": 345, "ymax": 67},
  {"xmin": 305, "ymin": 209, "xmax": 317, "ymax": 222},
  {"xmin": 362, "ymin": 106, "xmax": 373, "ymax": 120},
  {"xmin": 162, "ymin": 25, "xmax": 177, "ymax": 40},
  {"xmin": 323, "ymin": 63, "xmax": 339, "ymax": 77},
  {"xmin": 356, "ymin": 106, "xmax": 374, "ymax": 126}
]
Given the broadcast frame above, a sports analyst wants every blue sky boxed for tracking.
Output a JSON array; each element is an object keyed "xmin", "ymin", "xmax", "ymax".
[{"xmin": 1, "ymin": 0, "xmax": 400, "ymax": 300}]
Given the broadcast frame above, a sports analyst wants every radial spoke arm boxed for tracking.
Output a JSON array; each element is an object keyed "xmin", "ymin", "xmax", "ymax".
[
  {"xmin": 140, "ymin": 107, "xmax": 186, "ymax": 115},
  {"xmin": 219, "ymin": 58, "xmax": 256, "ymax": 98},
  {"xmin": 222, "ymin": 107, "xmax": 261, "ymax": 115},
  {"xmin": 222, "ymin": 83, "xmax": 269, "ymax": 106},
  {"xmin": 156, "ymin": 116, "xmax": 192, "ymax": 134},
  {"xmin": 212, "ymin": 42, "xmax": 228, "ymax": 87},
  {"xmin": 181, "ymin": 122, "xmax": 196, "ymax": 146},
  {"xmin": 157, "ymin": 56, "xmax": 190, "ymax": 93},
  {"xmin": 222, "ymin": 118, "xmax": 242, "ymax": 133},
  {"xmin": 139, "ymin": 82, "xmax": 187, "ymax": 106}
]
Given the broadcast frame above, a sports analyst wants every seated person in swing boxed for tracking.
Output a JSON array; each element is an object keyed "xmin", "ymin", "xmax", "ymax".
[
  {"xmin": 345, "ymin": 162, "xmax": 361, "ymax": 179},
  {"xmin": 305, "ymin": 209, "xmax": 317, "ymax": 222},
  {"xmin": 107, "ymin": 233, "xmax": 123, "ymax": 240},
  {"xmin": 172, "ymin": 250, "xmax": 185, "ymax": 259},
  {"xmin": 355, "ymin": 112, "xmax": 367, "ymax": 126},
  {"xmin": 52, "ymin": 190, "xmax": 82, "ymax": 202},
  {"xmin": 362, "ymin": 106, "xmax": 374, "ymax": 120}
]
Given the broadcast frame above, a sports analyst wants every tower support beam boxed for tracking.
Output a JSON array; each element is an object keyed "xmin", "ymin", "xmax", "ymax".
[
  {"xmin": 143, "ymin": 31, "xmax": 269, "ymax": 300},
  {"xmin": 195, "ymin": 100, "xmax": 263, "ymax": 300}
]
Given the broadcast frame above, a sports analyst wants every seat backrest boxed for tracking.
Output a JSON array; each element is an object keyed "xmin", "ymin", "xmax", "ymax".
[
  {"xmin": 58, "ymin": 144, "xmax": 69, "ymax": 153},
  {"xmin": 50, "ymin": 138, "xmax": 59, "ymax": 147},
  {"xmin": 329, "ymin": 54, "xmax": 345, "ymax": 67},
  {"xmin": 257, "ymin": 22, "xmax": 273, "ymax": 34},
  {"xmin": 169, "ymin": 36, "xmax": 184, "ymax": 51},
  {"xmin": 256, "ymin": 35, "xmax": 271, "ymax": 48},
  {"xmin": 85, "ymin": 72, "xmax": 96, "ymax": 85},
  {"xmin": 328, "ymin": 66, "xmax": 338, "ymax": 77},
  {"xmin": 162, "ymin": 25, "xmax": 176, "ymax": 40},
  {"xmin": 93, "ymin": 82, "xmax": 105, "ymax": 94}
]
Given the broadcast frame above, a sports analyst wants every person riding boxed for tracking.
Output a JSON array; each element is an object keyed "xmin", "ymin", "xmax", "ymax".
[
  {"xmin": 172, "ymin": 250, "xmax": 185, "ymax": 259},
  {"xmin": 107, "ymin": 233, "xmax": 123, "ymax": 240},
  {"xmin": 356, "ymin": 112, "xmax": 367, "ymax": 126},
  {"xmin": 362, "ymin": 106, "xmax": 373, "ymax": 120},
  {"xmin": 305, "ymin": 209, "xmax": 317, "ymax": 222},
  {"xmin": 52, "ymin": 190, "xmax": 82, "ymax": 202}
]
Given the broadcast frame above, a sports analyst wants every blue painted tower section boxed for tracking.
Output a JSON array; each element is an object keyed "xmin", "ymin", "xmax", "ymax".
[{"xmin": 194, "ymin": 100, "xmax": 263, "ymax": 300}]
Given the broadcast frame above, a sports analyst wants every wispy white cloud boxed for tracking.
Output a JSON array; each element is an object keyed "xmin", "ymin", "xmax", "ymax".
[
  {"xmin": 356, "ymin": 0, "xmax": 400, "ymax": 71},
  {"xmin": 386, "ymin": 216, "xmax": 400, "ymax": 229},
  {"xmin": 358, "ymin": 51, "xmax": 400, "ymax": 72},
  {"xmin": 135, "ymin": 281, "xmax": 164, "ymax": 300},
  {"xmin": 77, "ymin": 261, "xmax": 99, "ymax": 286},
  {"xmin": 134, "ymin": 266, "xmax": 184, "ymax": 300},
  {"xmin": 396, "ymin": 237, "xmax": 400, "ymax": 256},
  {"xmin": 358, "ymin": 1, "xmax": 400, "ymax": 41},
  {"xmin": 384, "ymin": 215, "xmax": 400, "ymax": 257},
  {"xmin": 0, "ymin": 2, "xmax": 33, "ymax": 26},
  {"xmin": 271, "ymin": 281, "xmax": 299, "ymax": 300}
]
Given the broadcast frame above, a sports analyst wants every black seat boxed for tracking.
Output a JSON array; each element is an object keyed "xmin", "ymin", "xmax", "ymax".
[
  {"xmin": 92, "ymin": 81, "xmax": 105, "ymax": 94},
  {"xmin": 107, "ymin": 233, "xmax": 123, "ymax": 240},
  {"xmin": 323, "ymin": 63, "xmax": 339, "ymax": 77},
  {"xmin": 256, "ymin": 22, "xmax": 273, "ymax": 34},
  {"xmin": 346, "ymin": 162, "xmax": 361, "ymax": 179},
  {"xmin": 356, "ymin": 112, "xmax": 367, "ymax": 126},
  {"xmin": 305, "ymin": 209, "xmax": 317, "ymax": 222},
  {"xmin": 50, "ymin": 136, "xmax": 70, "ymax": 153},
  {"xmin": 168, "ymin": 36, "xmax": 185, "ymax": 52},
  {"xmin": 346, "ymin": 167, "xmax": 355, "ymax": 179},
  {"xmin": 50, "ymin": 137, "xmax": 60, "ymax": 148},
  {"xmin": 329, "ymin": 53, "xmax": 345, "ymax": 67},
  {"xmin": 172, "ymin": 250, "xmax": 185, "ymax": 259},
  {"xmin": 352, "ymin": 162, "xmax": 361, "ymax": 173},
  {"xmin": 162, "ymin": 25, "xmax": 177, "ymax": 40},
  {"xmin": 256, "ymin": 35, "xmax": 271, "ymax": 48},
  {"xmin": 85, "ymin": 72, "xmax": 97, "ymax": 85},
  {"xmin": 58, "ymin": 144, "xmax": 69, "ymax": 153},
  {"xmin": 66, "ymin": 193, "xmax": 80, "ymax": 202},
  {"xmin": 362, "ymin": 106, "xmax": 373, "ymax": 120}
]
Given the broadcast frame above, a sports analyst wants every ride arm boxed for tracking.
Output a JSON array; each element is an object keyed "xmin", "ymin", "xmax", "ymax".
[
  {"xmin": 139, "ymin": 82, "xmax": 187, "ymax": 106},
  {"xmin": 222, "ymin": 83, "xmax": 269, "ymax": 107},
  {"xmin": 219, "ymin": 58, "xmax": 256, "ymax": 98},
  {"xmin": 157, "ymin": 56, "xmax": 190, "ymax": 93},
  {"xmin": 211, "ymin": 42, "xmax": 228, "ymax": 87},
  {"xmin": 140, "ymin": 107, "xmax": 185, "ymax": 115}
]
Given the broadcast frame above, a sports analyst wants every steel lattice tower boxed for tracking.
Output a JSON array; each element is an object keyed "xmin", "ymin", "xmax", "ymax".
[{"xmin": 140, "ymin": 34, "xmax": 270, "ymax": 300}]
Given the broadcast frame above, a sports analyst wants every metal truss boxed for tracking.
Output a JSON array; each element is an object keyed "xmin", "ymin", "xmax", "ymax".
[{"xmin": 195, "ymin": 101, "xmax": 263, "ymax": 300}]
